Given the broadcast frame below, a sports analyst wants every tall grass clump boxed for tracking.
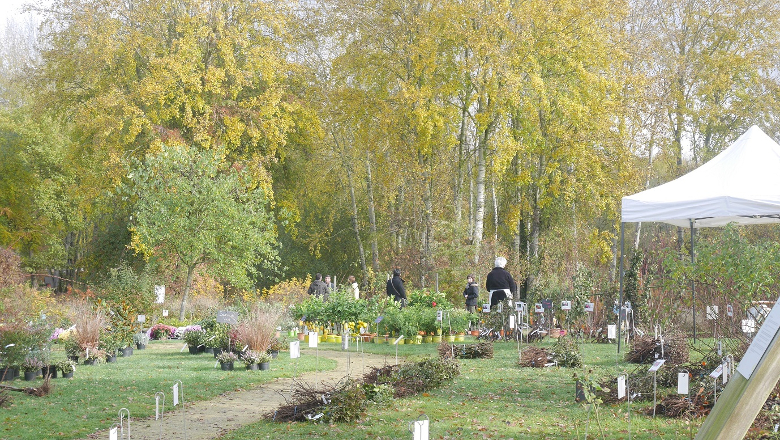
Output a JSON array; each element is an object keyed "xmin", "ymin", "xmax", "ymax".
[{"xmin": 236, "ymin": 303, "xmax": 283, "ymax": 352}]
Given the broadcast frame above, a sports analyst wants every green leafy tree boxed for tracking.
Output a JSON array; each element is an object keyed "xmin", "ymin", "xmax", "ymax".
[{"xmin": 125, "ymin": 143, "xmax": 278, "ymax": 320}]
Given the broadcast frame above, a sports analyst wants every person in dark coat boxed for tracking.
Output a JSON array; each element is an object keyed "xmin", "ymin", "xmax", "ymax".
[
  {"xmin": 485, "ymin": 257, "xmax": 517, "ymax": 308},
  {"xmin": 386, "ymin": 268, "xmax": 407, "ymax": 307},
  {"xmin": 307, "ymin": 273, "xmax": 330, "ymax": 301},
  {"xmin": 463, "ymin": 274, "xmax": 479, "ymax": 313}
]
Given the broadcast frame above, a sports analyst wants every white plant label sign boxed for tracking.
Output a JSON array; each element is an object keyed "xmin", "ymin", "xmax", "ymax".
[
  {"xmin": 482, "ymin": 304, "xmax": 490, "ymax": 313},
  {"xmin": 649, "ymin": 359, "xmax": 666, "ymax": 372},
  {"xmin": 155, "ymin": 285, "xmax": 165, "ymax": 304},
  {"xmin": 110, "ymin": 427, "xmax": 118, "ymax": 440},
  {"xmin": 436, "ymin": 310, "xmax": 443, "ymax": 322},
  {"xmin": 534, "ymin": 303, "xmax": 544, "ymax": 313},
  {"xmin": 290, "ymin": 341, "xmax": 300, "ymax": 359},
  {"xmin": 509, "ymin": 315, "xmax": 516, "ymax": 329},
  {"xmin": 155, "ymin": 395, "xmax": 160, "ymax": 420},
  {"xmin": 727, "ymin": 304, "xmax": 733, "ymax": 317},
  {"xmin": 308, "ymin": 332, "xmax": 318, "ymax": 348},
  {"xmin": 163, "ymin": 309, "xmax": 169, "ymax": 317},
  {"xmin": 137, "ymin": 315, "xmax": 146, "ymax": 323},
  {"xmin": 173, "ymin": 383, "xmax": 179, "ymax": 406},
  {"xmin": 412, "ymin": 419, "xmax": 429, "ymax": 440},
  {"xmin": 678, "ymin": 373, "xmax": 689, "ymax": 394},
  {"xmin": 561, "ymin": 301, "xmax": 571, "ymax": 311},
  {"xmin": 617, "ymin": 375, "xmax": 626, "ymax": 399},
  {"xmin": 584, "ymin": 302, "xmax": 594, "ymax": 312},
  {"xmin": 707, "ymin": 306, "xmax": 719, "ymax": 320},
  {"xmin": 607, "ymin": 325, "xmax": 616, "ymax": 339},
  {"xmin": 710, "ymin": 364, "xmax": 723, "ymax": 378}
]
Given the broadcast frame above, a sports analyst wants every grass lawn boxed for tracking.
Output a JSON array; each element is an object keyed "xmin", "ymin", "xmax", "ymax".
[
  {"xmin": 221, "ymin": 339, "xmax": 704, "ymax": 439},
  {"xmin": 0, "ymin": 340, "xmax": 334, "ymax": 440},
  {"xmin": 0, "ymin": 338, "xmax": 709, "ymax": 439}
]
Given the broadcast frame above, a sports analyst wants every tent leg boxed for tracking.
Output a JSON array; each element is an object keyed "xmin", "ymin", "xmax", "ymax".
[
  {"xmin": 691, "ymin": 219, "xmax": 696, "ymax": 342},
  {"xmin": 618, "ymin": 222, "xmax": 625, "ymax": 353}
]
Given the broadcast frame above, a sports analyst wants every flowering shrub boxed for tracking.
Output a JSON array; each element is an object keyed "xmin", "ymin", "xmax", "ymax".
[
  {"xmin": 148, "ymin": 324, "xmax": 177, "ymax": 340},
  {"xmin": 181, "ymin": 327, "xmax": 205, "ymax": 346},
  {"xmin": 216, "ymin": 351, "xmax": 238, "ymax": 363}
]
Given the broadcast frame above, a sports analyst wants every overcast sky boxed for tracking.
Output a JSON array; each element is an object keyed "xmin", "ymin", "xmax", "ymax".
[{"xmin": 0, "ymin": 0, "xmax": 40, "ymax": 30}]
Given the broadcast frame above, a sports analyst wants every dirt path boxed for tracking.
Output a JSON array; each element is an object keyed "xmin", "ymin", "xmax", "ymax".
[{"xmin": 86, "ymin": 349, "xmax": 392, "ymax": 440}]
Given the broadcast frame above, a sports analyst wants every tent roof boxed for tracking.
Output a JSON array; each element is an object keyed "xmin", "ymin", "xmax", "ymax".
[{"xmin": 621, "ymin": 125, "xmax": 780, "ymax": 228}]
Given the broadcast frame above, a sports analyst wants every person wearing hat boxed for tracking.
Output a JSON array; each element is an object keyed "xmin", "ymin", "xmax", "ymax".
[
  {"xmin": 463, "ymin": 274, "xmax": 479, "ymax": 313},
  {"xmin": 386, "ymin": 268, "xmax": 407, "ymax": 308},
  {"xmin": 485, "ymin": 256, "xmax": 517, "ymax": 308}
]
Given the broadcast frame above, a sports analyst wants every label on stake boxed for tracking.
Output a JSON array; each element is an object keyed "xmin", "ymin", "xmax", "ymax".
[
  {"xmin": 678, "ymin": 373, "xmax": 689, "ymax": 394},
  {"xmin": 173, "ymin": 383, "xmax": 179, "ymax": 406},
  {"xmin": 617, "ymin": 375, "xmax": 626, "ymax": 399}
]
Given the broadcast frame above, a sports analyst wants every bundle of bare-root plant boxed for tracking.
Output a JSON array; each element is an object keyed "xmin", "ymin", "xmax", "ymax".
[
  {"xmin": 519, "ymin": 346, "xmax": 550, "ymax": 367},
  {"xmin": 264, "ymin": 378, "xmax": 350, "ymax": 422},
  {"xmin": 646, "ymin": 392, "xmax": 711, "ymax": 418},
  {"xmin": 438, "ymin": 342, "xmax": 494, "ymax": 359},
  {"xmin": 625, "ymin": 332, "xmax": 689, "ymax": 366}
]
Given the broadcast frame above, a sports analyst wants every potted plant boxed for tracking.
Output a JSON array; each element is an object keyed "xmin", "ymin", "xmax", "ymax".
[
  {"xmin": 133, "ymin": 332, "xmax": 149, "ymax": 350},
  {"xmin": 100, "ymin": 333, "xmax": 120, "ymax": 362},
  {"xmin": 242, "ymin": 350, "xmax": 263, "ymax": 371},
  {"xmin": 21, "ymin": 356, "xmax": 43, "ymax": 381},
  {"xmin": 182, "ymin": 328, "xmax": 205, "ymax": 354},
  {"xmin": 257, "ymin": 351, "xmax": 272, "ymax": 370},
  {"xmin": 269, "ymin": 337, "xmax": 285, "ymax": 358},
  {"xmin": 57, "ymin": 359, "xmax": 76, "ymax": 378},
  {"xmin": 83, "ymin": 348, "xmax": 107, "ymax": 366},
  {"xmin": 216, "ymin": 351, "xmax": 238, "ymax": 371},
  {"xmin": 63, "ymin": 338, "xmax": 81, "ymax": 363}
]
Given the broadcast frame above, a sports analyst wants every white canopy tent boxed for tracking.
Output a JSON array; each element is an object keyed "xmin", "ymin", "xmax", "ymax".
[{"xmin": 618, "ymin": 125, "xmax": 780, "ymax": 350}]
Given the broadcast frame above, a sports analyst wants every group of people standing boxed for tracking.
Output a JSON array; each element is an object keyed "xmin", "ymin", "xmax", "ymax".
[
  {"xmin": 307, "ymin": 256, "xmax": 517, "ymax": 312},
  {"xmin": 307, "ymin": 273, "xmax": 360, "ymax": 301}
]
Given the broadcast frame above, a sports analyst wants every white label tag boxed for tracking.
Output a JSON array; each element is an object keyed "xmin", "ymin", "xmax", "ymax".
[
  {"xmin": 678, "ymin": 373, "xmax": 689, "ymax": 394},
  {"xmin": 155, "ymin": 395, "xmax": 160, "ymax": 420},
  {"xmin": 710, "ymin": 364, "xmax": 723, "ymax": 378},
  {"xmin": 617, "ymin": 375, "xmax": 626, "ymax": 399},
  {"xmin": 649, "ymin": 359, "xmax": 666, "ymax": 372},
  {"xmin": 482, "ymin": 304, "xmax": 491, "ymax": 313},
  {"xmin": 173, "ymin": 383, "xmax": 179, "ymax": 406},
  {"xmin": 509, "ymin": 315, "xmax": 516, "ymax": 329},
  {"xmin": 413, "ymin": 419, "xmax": 429, "ymax": 440},
  {"xmin": 584, "ymin": 302, "xmax": 594, "ymax": 312},
  {"xmin": 308, "ymin": 332, "xmax": 318, "ymax": 348},
  {"xmin": 290, "ymin": 341, "xmax": 300, "ymax": 359},
  {"xmin": 561, "ymin": 301, "xmax": 571, "ymax": 310},
  {"xmin": 180, "ymin": 344, "xmax": 187, "ymax": 352},
  {"xmin": 163, "ymin": 309, "xmax": 169, "ymax": 317},
  {"xmin": 109, "ymin": 427, "xmax": 118, "ymax": 440},
  {"xmin": 707, "ymin": 306, "xmax": 719, "ymax": 320},
  {"xmin": 535, "ymin": 303, "xmax": 544, "ymax": 313},
  {"xmin": 436, "ymin": 310, "xmax": 443, "ymax": 322},
  {"xmin": 607, "ymin": 325, "xmax": 616, "ymax": 339},
  {"xmin": 722, "ymin": 362, "xmax": 729, "ymax": 384},
  {"xmin": 727, "ymin": 304, "xmax": 733, "ymax": 317}
]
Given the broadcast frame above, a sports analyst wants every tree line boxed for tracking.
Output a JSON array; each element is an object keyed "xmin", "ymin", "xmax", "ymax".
[{"xmin": 1, "ymin": 0, "xmax": 779, "ymax": 307}]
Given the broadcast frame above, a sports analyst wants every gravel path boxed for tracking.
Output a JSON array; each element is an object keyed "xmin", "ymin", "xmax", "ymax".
[{"xmin": 85, "ymin": 349, "xmax": 392, "ymax": 440}]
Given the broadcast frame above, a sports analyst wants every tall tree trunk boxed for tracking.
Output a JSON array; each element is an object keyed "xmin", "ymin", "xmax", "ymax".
[
  {"xmin": 525, "ymin": 153, "xmax": 544, "ymax": 300},
  {"xmin": 179, "ymin": 264, "xmax": 196, "ymax": 321},
  {"xmin": 365, "ymin": 152, "xmax": 380, "ymax": 280},
  {"xmin": 345, "ymin": 163, "xmax": 369, "ymax": 285},
  {"xmin": 455, "ymin": 103, "xmax": 470, "ymax": 225},
  {"xmin": 473, "ymin": 128, "xmax": 487, "ymax": 264}
]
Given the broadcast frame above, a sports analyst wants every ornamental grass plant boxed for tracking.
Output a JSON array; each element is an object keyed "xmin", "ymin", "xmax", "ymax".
[
  {"xmin": 235, "ymin": 303, "xmax": 283, "ymax": 352},
  {"xmin": 69, "ymin": 300, "xmax": 107, "ymax": 353}
]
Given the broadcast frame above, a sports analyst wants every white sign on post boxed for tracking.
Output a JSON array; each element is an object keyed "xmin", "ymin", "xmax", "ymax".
[
  {"xmin": 216, "ymin": 310, "xmax": 239, "ymax": 325},
  {"xmin": 173, "ymin": 383, "xmax": 179, "ymax": 406},
  {"xmin": 436, "ymin": 310, "xmax": 443, "ymax": 322},
  {"xmin": 110, "ymin": 426, "xmax": 118, "ymax": 440},
  {"xmin": 584, "ymin": 302, "xmax": 594, "ymax": 312},
  {"xmin": 738, "ymin": 301, "xmax": 780, "ymax": 379},
  {"xmin": 412, "ymin": 419, "xmax": 429, "ymax": 440},
  {"xmin": 162, "ymin": 309, "xmax": 168, "ymax": 317},
  {"xmin": 308, "ymin": 332, "xmax": 318, "ymax": 348},
  {"xmin": 710, "ymin": 364, "xmax": 723, "ymax": 378},
  {"xmin": 509, "ymin": 315, "xmax": 516, "ymax": 329},
  {"xmin": 607, "ymin": 325, "xmax": 616, "ymax": 339},
  {"xmin": 155, "ymin": 285, "xmax": 165, "ymax": 304},
  {"xmin": 516, "ymin": 302, "xmax": 527, "ymax": 314},
  {"xmin": 290, "ymin": 341, "xmax": 300, "ymax": 359},
  {"xmin": 482, "ymin": 304, "xmax": 491, "ymax": 313},
  {"xmin": 727, "ymin": 304, "xmax": 733, "ymax": 317},
  {"xmin": 707, "ymin": 306, "xmax": 719, "ymax": 320},
  {"xmin": 561, "ymin": 301, "xmax": 571, "ymax": 311},
  {"xmin": 678, "ymin": 373, "xmax": 689, "ymax": 394},
  {"xmin": 649, "ymin": 359, "xmax": 666, "ymax": 372},
  {"xmin": 617, "ymin": 375, "xmax": 626, "ymax": 399},
  {"xmin": 137, "ymin": 315, "xmax": 146, "ymax": 323},
  {"xmin": 534, "ymin": 303, "xmax": 544, "ymax": 313},
  {"xmin": 722, "ymin": 362, "xmax": 729, "ymax": 383},
  {"xmin": 155, "ymin": 395, "xmax": 160, "ymax": 420}
]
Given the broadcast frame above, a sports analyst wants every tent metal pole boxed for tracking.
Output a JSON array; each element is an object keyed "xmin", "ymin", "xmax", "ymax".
[
  {"xmin": 691, "ymin": 219, "xmax": 696, "ymax": 342},
  {"xmin": 618, "ymin": 222, "xmax": 625, "ymax": 353}
]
